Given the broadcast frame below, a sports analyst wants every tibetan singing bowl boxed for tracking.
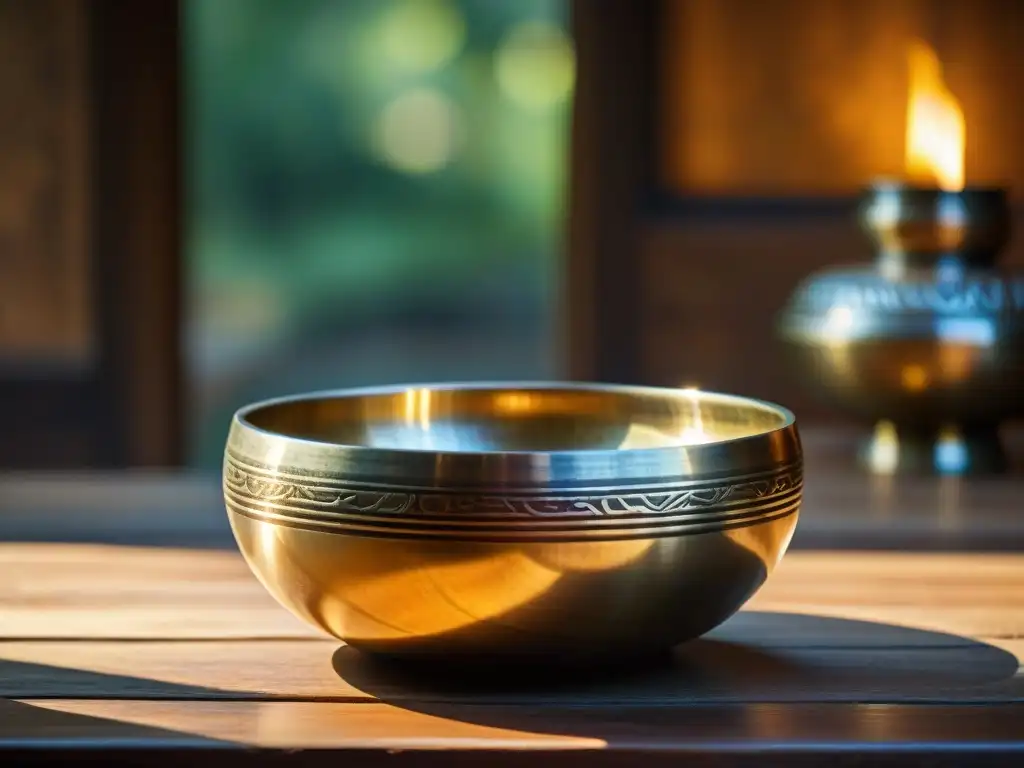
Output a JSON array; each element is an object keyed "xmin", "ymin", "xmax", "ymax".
[{"xmin": 223, "ymin": 383, "xmax": 802, "ymax": 660}]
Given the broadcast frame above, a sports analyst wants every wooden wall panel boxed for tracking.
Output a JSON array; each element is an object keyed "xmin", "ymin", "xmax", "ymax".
[
  {"xmin": 661, "ymin": 0, "xmax": 1024, "ymax": 196},
  {"xmin": 938, "ymin": 0, "xmax": 1024, "ymax": 190},
  {"xmin": 0, "ymin": 0, "xmax": 92, "ymax": 366},
  {"xmin": 566, "ymin": 0, "xmax": 660, "ymax": 383},
  {"xmin": 0, "ymin": 0, "xmax": 182, "ymax": 468},
  {"xmin": 640, "ymin": 213, "xmax": 860, "ymax": 420}
]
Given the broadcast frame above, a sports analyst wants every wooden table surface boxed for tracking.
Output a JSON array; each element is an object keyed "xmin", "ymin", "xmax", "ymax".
[{"xmin": 2, "ymin": 430, "xmax": 1023, "ymax": 765}]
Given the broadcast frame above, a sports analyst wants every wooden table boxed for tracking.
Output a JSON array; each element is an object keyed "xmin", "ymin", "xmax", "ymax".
[{"xmin": 2, "ymin": 431, "xmax": 1023, "ymax": 765}]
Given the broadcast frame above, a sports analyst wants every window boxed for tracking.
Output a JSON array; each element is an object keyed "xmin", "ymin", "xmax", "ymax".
[{"xmin": 186, "ymin": 0, "xmax": 573, "ymax": 467}]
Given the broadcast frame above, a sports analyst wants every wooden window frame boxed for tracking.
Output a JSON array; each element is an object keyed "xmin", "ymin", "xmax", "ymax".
[{"xmin": 0, "ymin": 1, "xmax": 182, "ymax": 468}]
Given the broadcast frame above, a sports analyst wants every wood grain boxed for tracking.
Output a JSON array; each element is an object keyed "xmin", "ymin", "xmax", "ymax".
[
  {"xmin": 1, "ymin": 538, "xmax": 1022, "ymax": 757},
  {"xmin": 85, "ymin": 0, "xmax": 183, "ymax": 468},
  {"xmin": 0, "ymin": 1, "xmax": 182, "ymax": 470},
  {"xmin": 5, "ymin": 699, "xmax": 1024, "ymax": 757},
  {"xmin": 2, "ymin": 700, "xmax": 602, "ymax": 750},
  {"xmin": 661, "ymin": 0, "xmax": 1024, "ymax": 195},
  {"xmin": 2, "ymin": 542, "xmax": 1023, "ymax": 642},
  {"xmin": 0, "ymin": 0, "xmax": 91, "ymax": 361},
  {"xmin": 0, "ymin": 544, "xmax": 317, "ymax": 640},
  {"xmin": 0, "ymin": 634, "xmax": 1020, "ymax": 704},
  {"xmin": 566, "ymin": 0, "xmax": 658, "ymax": 383}
]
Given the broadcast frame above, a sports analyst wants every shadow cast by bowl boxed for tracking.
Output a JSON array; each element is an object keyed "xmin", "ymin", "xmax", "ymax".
[
  {"xmin": 0, "ymin": 697, "xmax": 228, "ymax": 746},
  {"xmin": 0, "ymin": 658, "xmax": 254, "ymax": 701},
  {"xmin": 331, "ymin": 610, "xmax": 1021, "ymax": 712},
  {"xmin": 0, "ymin": 659, "xmax": 254, "ymax": 760}
]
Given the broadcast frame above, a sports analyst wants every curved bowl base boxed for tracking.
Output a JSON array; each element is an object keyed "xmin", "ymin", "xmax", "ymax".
[{"xmin": 228, "ymin": 511, "xmax": 798, "ymax": 660}]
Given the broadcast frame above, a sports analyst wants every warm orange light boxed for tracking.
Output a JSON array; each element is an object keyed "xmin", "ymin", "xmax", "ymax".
[{"xmin": 905, "ymin": 41, "xmax": 965, "ymax": 191}]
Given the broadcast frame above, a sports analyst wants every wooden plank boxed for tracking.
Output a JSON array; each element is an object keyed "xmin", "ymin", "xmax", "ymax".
[
  {"xmin": 3, "ymin": 544, "xmax": 1023, "ymax": 640},
  {"xmin": 0, "ymin": 640, "xmax": 350, "ymax": 701},
  {"xmin": 0, "ymin": 698, "xmax": 220, "ymax": 748},
  {"xmin": 4, "ymin": 699, "xmax": 1024, "ymax": 760},
  {"xmin": 0, "ymin": 635, "xmax": 1020, "ymax": 704},
  {"xmin": 752, "ymin": 552, "xmax": 1024, "ymax": 638},
  {"xmin": 0, "ymin": 544, "xmax": 318, "ymax": 640},
  {"xmin": 0, "ymin": 699, "xmax": 600, "ymax": 751}
]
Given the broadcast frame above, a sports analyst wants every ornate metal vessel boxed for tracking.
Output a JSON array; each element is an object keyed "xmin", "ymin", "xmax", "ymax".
[
  {"xmin": 779, "ymin": 183, "xmax": 1023, "ymax": 474},
  {"xmin": 224, "ymin": 382, "xmax": 801, "ymax": 661}
]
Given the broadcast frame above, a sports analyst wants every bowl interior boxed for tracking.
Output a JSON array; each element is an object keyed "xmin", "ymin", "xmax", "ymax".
[{"xmin": 241, "ymin": 386, "xmax": 790, "ymax": 454}]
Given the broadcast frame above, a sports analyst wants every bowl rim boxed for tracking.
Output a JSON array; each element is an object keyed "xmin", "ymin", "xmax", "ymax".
[
  {"xmin": 226, "ymin": 382, "xmax": 800, "ymax": 489},
  {"xmin": 232, "ymin": 380, "xmax": 795, "ymax": 455}
]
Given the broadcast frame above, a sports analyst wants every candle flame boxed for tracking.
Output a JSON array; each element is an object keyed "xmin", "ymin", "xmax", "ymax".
[{"xmin": 905, "ymin": 41, "xmax": 965, "ymax": 191}]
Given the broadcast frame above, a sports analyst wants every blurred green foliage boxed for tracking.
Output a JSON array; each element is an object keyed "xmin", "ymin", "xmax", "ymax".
[
  {"xmin": 185, "ymin": 0, "xmax": 571, "ymax": 466},
  {"xmin": 187, "ymin": 0, "xmax": 570, "ymax": 333}
]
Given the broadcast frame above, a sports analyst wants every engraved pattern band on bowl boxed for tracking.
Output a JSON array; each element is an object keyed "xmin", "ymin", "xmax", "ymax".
[{"xmin": 223, "ymin": 450, "xmax": 802, "ymax": 541}]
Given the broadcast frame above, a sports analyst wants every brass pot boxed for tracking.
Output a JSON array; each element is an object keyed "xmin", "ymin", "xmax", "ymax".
[{"xmin": 778, "ymin": 182, "xmax": 1023, "ymax": 474}]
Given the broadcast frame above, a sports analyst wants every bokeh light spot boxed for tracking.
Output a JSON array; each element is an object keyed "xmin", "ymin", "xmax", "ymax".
[
  {"xmin": 372, "ymin": 88, "xmax": 461, "ymax": 174},
  {"xmin": 379, "ymin": 0, "xmax": 466, "ymax": 73},
  {"xmin": 495, "ymin": 22, "xmax": 575, "ymax": 111}
]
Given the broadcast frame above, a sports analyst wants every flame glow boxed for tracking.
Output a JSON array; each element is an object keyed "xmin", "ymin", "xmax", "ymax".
[{"xmin": 905, "ymin": 41, "xmax": 965, "ymax": 191}]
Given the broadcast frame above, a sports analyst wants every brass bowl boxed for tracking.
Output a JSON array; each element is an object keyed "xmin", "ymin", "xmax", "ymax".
[{"xmin": 223, "ymin": 383, "xmax": 802, "ymax": 660}]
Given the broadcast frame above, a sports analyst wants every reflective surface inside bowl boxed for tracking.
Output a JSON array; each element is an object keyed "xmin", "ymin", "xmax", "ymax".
[{"xmin": 224, "ymin": 383, "xmax": 802, "ymax": 659}]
